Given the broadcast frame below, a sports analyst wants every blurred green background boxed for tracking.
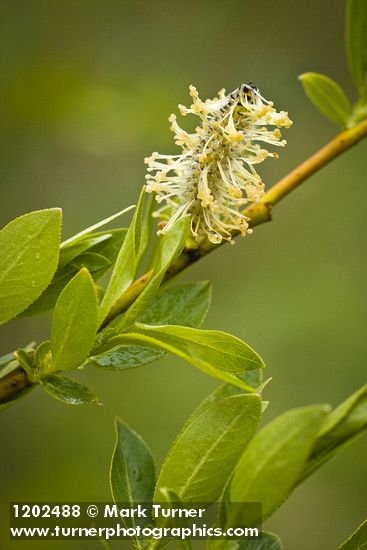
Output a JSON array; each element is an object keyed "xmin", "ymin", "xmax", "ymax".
[{"xmin": 0, "ymin": 1, "xmax": 366, "ymax": 548}]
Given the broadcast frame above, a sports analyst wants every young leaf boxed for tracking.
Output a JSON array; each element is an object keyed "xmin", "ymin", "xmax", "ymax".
[
  {"xmin": 299, "ymin": 384, "xmax": 367, "ymax": 482},
  {"xmin": 346, "ymin": 0, "xmax": 367, "ymax": 101},
  {"xmin": 51, "ymin": 269, "xmax": 98, "ymax": 371},
  {"xmin": 315, "ymin": 384, "xmax": 367, "ymax": 447},
  {"xmin": 110, "ymin": 418, "xmax": 155, "ymax": 530},
  {"xmin": 115, "ymin": 216, "xmax": 190, "ymax": 332},
  {"xmin": 59, "ymin": 233, "xmax": 112, "ymax": 268},
  {"xmin": 155, "ymin": 394, "xmax": 262, "ymax": 503},
  {"xmin": 61, "ymin": 228, "xmax": 127, "ymax": 270},
  {"xmin": 139, "ymin": 281, "xmax": 211, "ymax": 328},
  {"xmin": 86, "ymin": 345, "xmax": 166, "ymax": 370},
  {"xmin": 299, "ymin": 73, "xmax": 352, "ymax": 127},
  {"xmin": 14, "ymin": 349, "xmax": 35, "ymax": 380},
  {"xmin": 229, "ymin": 405, "xmax": 329, "ymax": 525},
  {"xmin": 90, "ymin": 229, "xmax": 128, "ymax": 264},
  {"xmin": 102, "ymin": 326, "xmax": 263, "ymax": 391},
  {"xmin": 99, "ymin": 191, "xmax": 145, "ymax": 325},
  {"xmin": 60, "ymin": 205, "xmax": 134, "ymax": 248},
  {"xmin": 338, "ymin": 518, "xmax": 367, "ymax": 549},
  {"xmin": 0, "ymin": 342, "xmax": 35, "ymax": 379},
  {"xmin": 71, "ymin": 252, "xmax": 111, "ymax": 273},
  {"xmin": 0, "ymin": 209, "xmax": 61, "ymax": 325},
  {"xmin": 41, "ymin": 375, "xmax": 100, "ymax": 406},
  {"xmin": 34, "ymin": 341, "xmax": 52, "ymax": 375},
  {"xmin": 133, "ymin": 323, "xmax": 263, "ymax": 375},
  {"xmin": 89, "ymin": 281, "xmax": 211, "ymax": 371},
  {"xmin": 139, "ymin": 191, "xmax": 156, "ymax": 266}
]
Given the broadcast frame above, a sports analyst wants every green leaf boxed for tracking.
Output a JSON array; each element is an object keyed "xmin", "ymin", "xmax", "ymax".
[
  {"xmin": 41, "ymin": 375, "xmax": 100, "ymax": 406},
  {"xmin": 183, "ymin": 384, "xmax": 245, "ymax": 430},
  {"xmin": 22, "ymin": 263, "xmax": 100, "ymax": 318},
  {"xmin": 0, "ymin": 342, "xmax": 35, "ymax": 378},
  {"xmin": 180, "ymin": 386, "xmax": 261, "ymax": 455},
  {"xmin": 205, "ymin": 394, "xmax": 267, "ymax": 525},
  {"xmin": 0, "ymin": 209, "xmax": 62, "ymax": 325},
  {"xmin": 51, "ymin": 269, "xmax": 98, "ymax": 371},
  {"xmin": 60, "ymin": 205, "xmax": 134, "ymax": 248},
  {"xmin": 90, "ymin": 229, "xmax": 128, "ymax": 264},
  {"xmin": 139, "ymin": 191, "xmax": 156, "ymax": 266},
  {"xmin": 229, "ymin": 405, "xmax": 329, "ymax": 525},
  {"xmin": 59, "ymin": 233, "xmax": 112, "ymax": 268},
  {"xmin": 181, "ymin": 388, "xmax": 266, "ymax": 485},
  {"xmin": 338, "ymin": 518, "xmax": 367, "ymax": 549},
  {"xmin": 20, "ymin": 265, "xmax": 77, "ymax": 317},
  {"xmin": 346, "ymin": 0, "xmax": 367, "ymax": 100},
  {"xmin": 129, "ymin": 324, "xmax": 265, "ymax": 375},
  {"xmin": 139, "ymin": 281, "xmax": 211, "ymax": 327},
  {"xmin": 62, "ymin": 228, "xmax": 127, "ymax": 267},
  {"xmin": 22, "ymin": 230, "xmax": 127, "ymax": 317},
  {"xmin": 86, "ymin": 345, "xmax": 166, "ymax": 370},
  {"xmin": 98, "ymin": 324, "xmax": 263, "ymax": 392},
  {"xmin": 34, "ymin": 341, "xmax": 52, "ymax": 375},
  {"xmin": 300, "ymin": 384, "xmax": 367, "ymax": 482},
  {"xmin": 99, "ymin": 190, "xmax": 145, "ymax": 325},
  {"xmin": 299, "ymin": 73, "xmax": 352, "ymax": 127},
  {"xmin": 88, "ymin": 281, "xmax": 211, "ymax": 371},
  {"xmin": 123, "ymin": 323, "xmax": 264, "ymax": 390},
  {"xmin": 155, "ymin": 394, "xmax": 262, "ymax": 503},
  {"xmin": 110, "ymin": 418, "xmax": 155, "ymax": 530},
  {"xmin": 115, "ymin": 216, "xmax": 190, "ymax": 332},
  {"xmin": 71, "ymin": 252, "xmax": 111, "ymax": 273},
  {"xmin": 14, "ymin": 348, "xmax": 35, "ymax": 379}
]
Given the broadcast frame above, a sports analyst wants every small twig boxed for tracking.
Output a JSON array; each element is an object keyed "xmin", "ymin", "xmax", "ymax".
[{"xmin": 258, "ymin": 116, "xmax": 367, "ymax": 206}]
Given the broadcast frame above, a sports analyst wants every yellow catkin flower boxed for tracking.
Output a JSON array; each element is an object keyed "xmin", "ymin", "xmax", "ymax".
[{"xmin": 145, "ymin": 83, "xmax": 292, "ymax": 244}]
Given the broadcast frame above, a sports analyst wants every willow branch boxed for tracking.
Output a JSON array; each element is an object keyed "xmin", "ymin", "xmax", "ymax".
[
  {"xmin": 104, "ymin": 117, "xmax": 367, "ymax": 322},
  {"xmin": 1, "ymin": 117, "xmax": 367, "ymax": 404}
]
